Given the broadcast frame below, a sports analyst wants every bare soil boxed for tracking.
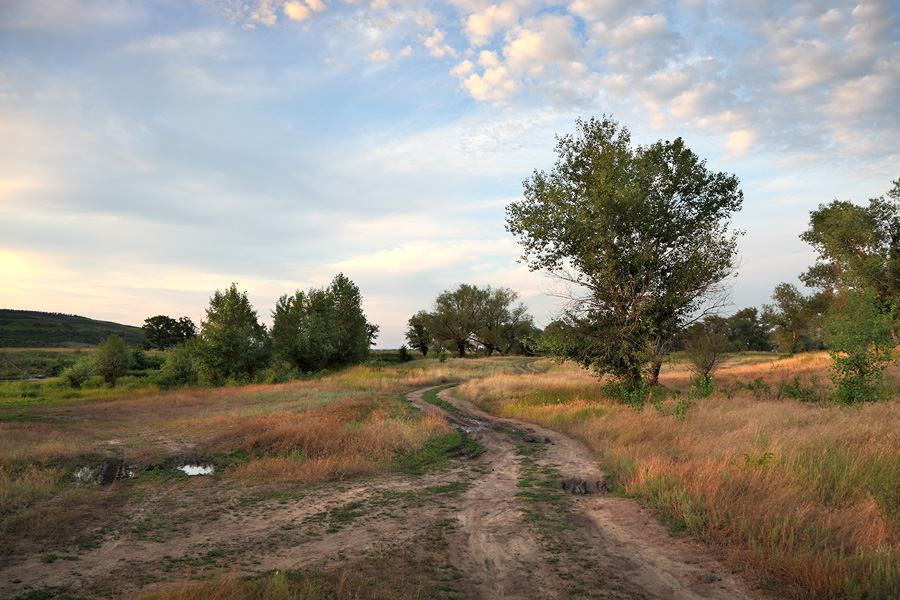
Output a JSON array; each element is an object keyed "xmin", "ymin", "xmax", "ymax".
[{"xmin": 1, "ymin": 385, "xmax": 774, "ymax": 599}]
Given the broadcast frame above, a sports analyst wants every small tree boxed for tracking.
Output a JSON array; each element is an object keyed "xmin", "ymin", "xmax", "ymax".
[
  {"xmin": 405, "ymin": 311, "xmax": 432, "ymax": 357},
  {"xmin": 683, "ymin": 327, "xmax": 729, "ymax": 381},
  {"xmin": 825, "ymin": 290, "xmax": 895, "ymax": 403},
  {"xmin": 93, "ymin": 334, "xmax": 132, "ymax": 386}
]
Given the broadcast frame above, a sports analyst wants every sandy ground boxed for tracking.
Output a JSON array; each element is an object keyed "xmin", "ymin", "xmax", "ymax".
[{"xmin": 1, "ymin": 383, "xmax": 775, "ymax": 600}]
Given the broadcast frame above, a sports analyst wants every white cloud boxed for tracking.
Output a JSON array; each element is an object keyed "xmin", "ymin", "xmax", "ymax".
[
  {"xmin": 284, "ymin": 1, "xmax": 313, "ymax": 21},
  {"xmin": 366, "ymin": 47, "xmax": 391, "ymax": 61},
  {"xmin": 423, "ymin": 28, "xmax": 459, "ymax": 58},
  {"xmin": 465, "ymin": 2, "xmax": 522, "ymax": 46}
]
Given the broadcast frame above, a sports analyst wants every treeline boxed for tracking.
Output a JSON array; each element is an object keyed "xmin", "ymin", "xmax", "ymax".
[
  {"xmin": 63, "ymin": 274, "xmax": 379, "ymax": 388},
  {"xmin": 404, "ymin": 284, "xmax": 539, "ymax": 359}
]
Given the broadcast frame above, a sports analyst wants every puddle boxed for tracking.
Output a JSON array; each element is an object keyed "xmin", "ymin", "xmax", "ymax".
[
  {"xmin": 73, "ymin": 460, "xmax": 135, "ymax": 485},
  {"xmin": 178, "ymin": 464, "xmax": 215, "ymax": 476}
]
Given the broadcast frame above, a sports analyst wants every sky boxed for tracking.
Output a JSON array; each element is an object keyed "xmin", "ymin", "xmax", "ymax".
[{"xmin": 1, "ymin": 0, "xmax": 898, "ymax": 348}]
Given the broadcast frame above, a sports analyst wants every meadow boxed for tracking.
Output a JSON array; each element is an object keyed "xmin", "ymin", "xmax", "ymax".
[
  {"xmin": 2, "ymin": 351, "xmax": 898, "ymax": 599},
  {"xmin": 456, "ymin": 352, "xmax": 900, "ymax": 599}
]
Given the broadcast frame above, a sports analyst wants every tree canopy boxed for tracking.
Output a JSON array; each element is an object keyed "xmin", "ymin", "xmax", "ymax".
[
  {"xmin": 142, "ymin": 315, "xmax": 197, "ymax": 350},
  {"xmin": 506, "ymin": 116, "xmax": 743, "ymax": 387},
  {"xmin": 196, "ymin": 283, "xmax": 270, "ymax": 384},
  {"xmin": 415, "ymin": 284, "xmax": 532, "ymax": 358},
  {"xmin": 271, "ymin": 273, "xmax": 378, "ymax": 371}
]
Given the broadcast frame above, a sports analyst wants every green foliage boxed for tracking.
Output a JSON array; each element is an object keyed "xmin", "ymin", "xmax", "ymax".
[
  {"xmin": 799, "ymin": 182, "xmax": 900, "ymax": 404},
  {"xmin": 397, "ymin": 345, "xmax": 412, "ymax": 362},
  {"xmin": 195, "ymin": 283, "xmax": 270, "ymax": 385},
  {"xmin": 62, "ymin": 357, "xmax": 93, "ymax": 389},
  {"xmin": 157, "ymin": 343, "xmax": 199, "ymax": 386},
  {"xmin": 141, "ymin": 315, "xmax": 196, "ymax": 350},
  {"xmin": 404, "ymin": 310, "xmax": 432, "ymax": 357},
  {"xmin": 506, "ymin": 115, "xmax": 743, "ymax": 389},
  {"xmin": 688, "ymin": 375, "xmax": 715, "ymax": 399},
  {"xmin": 726, "ymin": 307, "xmax": 771, "ymax": 351},
  {"xmin": 270, "ymin": 273, "xmax": 377, "ymax": 372},
  {"xmin": 0, "ymin": 309, "xmax": 144, "ymax": 348},
  {"xmin": 824, "ymin": 290, "xmax": 895, "ymax": 404},
  {"xmin": 417, "ymin": 284, "xmax": 532, "ymax": 358},
  {"xmin": 780, "ymin": 375, "xmax": 826, "ymax": 403},
  {"xmin": 92, "ymin": 335, "xmax": 132, "ymax": 386},
  {"xmin": 761, "ymin": 282, "xmax": 826, "ymax": 354}
]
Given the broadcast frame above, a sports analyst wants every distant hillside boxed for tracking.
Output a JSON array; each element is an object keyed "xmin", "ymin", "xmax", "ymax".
[{"xmin": 0, "ymin": 310, "xmax": 144, "ymax": 348}]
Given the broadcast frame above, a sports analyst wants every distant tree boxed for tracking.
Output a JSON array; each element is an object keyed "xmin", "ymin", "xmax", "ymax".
[
  {"xmin": 506, "ymin": 116, "xmax": 743, "ymax": 389},
  {"xmin": 761, "ymin": 283, "xmax": 824, "ymax": 354},
  {"xmin": 330, "ymin": 273, "xmax": 376, "ymax": 366},
  {"xmin": 142, "ymin": 315, "xmax": 178, "ymax": 350},
  {"xmin": 421, "ymin": 284, "xmax": 487, "ymax": 358},
  {"xmin": 271, "ymin": 274, "xmax": 377, "ymax": 371},
  {"xmin": 142, "ymin": 315, "xmax": 198, "ymax": 350},
  {"xmin": 176, "ymin": 316, "xmax": 198, "ymax": 341},
  {"xmin": 404, "ymin": 311, "xmax": 432, "ymax": 357},
  {"xmin": 726, "ymin": 307, "xmax": 771, "ymax": 352},
  {"xmin": 472, "ymin": 286, "xmax": 529, "ymax": 357},
  {"xmin": 93, "ymin": 334, "xmax": 132, "ymax": 386},
  {"xmin": 503, "ymin": 317, "xmax": 542, "ymax": 355},
  {"xmin": 196, "ymin": 284, "xmax": 270, "ymax": 384}
]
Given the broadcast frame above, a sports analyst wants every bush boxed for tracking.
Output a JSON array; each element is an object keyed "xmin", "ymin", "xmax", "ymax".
[
  {"xmin": 62, "ymin": 357, "xmax": 93, "ymax": 389},
  {"xmin": 157, "ymin": 344, "xmax": 198, "ymax": 387},
  {"xmin": 684, "ymin": 330, "xmax": 729, "ymax": 380},
  {"xmin": 93, "ymin": 335, "xmax": 132, "ymax": 386}
]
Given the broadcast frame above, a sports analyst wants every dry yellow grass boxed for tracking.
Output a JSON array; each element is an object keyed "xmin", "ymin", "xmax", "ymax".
[{"xmin": 456, "ymin": 353, "xmax": 900, "ymax": 599}]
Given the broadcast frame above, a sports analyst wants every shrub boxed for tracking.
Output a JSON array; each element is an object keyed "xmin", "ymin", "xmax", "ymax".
[
  {"xmin": 62, "ymin": 357, "xmax": 92, "ymax": 389},
  {"xmin": 93, "ymin": 335, "xmax": 132, "ymax": 386},
  {"xmin": 684, "ymin": 330, "xmax": 729, "ymax": 380},
  {"xmin": 157, "ymin": 344, "xmax": 198, "ymax": 386}
]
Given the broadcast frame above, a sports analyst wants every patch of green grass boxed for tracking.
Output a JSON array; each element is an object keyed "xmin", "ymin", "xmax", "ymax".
[
  {"xmin": 422, "ymin": 384, "xmax": 461, "ymax": 414},
  {"xmin": 395, "ymin": 430, "xmax": 483, "ymax": 475}
]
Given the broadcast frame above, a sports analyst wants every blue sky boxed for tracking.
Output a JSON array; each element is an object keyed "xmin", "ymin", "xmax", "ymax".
[{"xmin": 1, "ymin": 0, "xmax": 898, "ymax": 348}]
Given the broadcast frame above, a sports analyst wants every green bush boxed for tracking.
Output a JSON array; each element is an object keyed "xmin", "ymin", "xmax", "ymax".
[
  {"xmin": 62, "ymin": 357, "xmax": 93, "ymax": 389},
  {"xmin": 157, "ymin": 344, "xmax": 198, "ymax": 387},
  {"xmin": 93, "ymin": 335, "xmax": 132, "ymax": 386}
]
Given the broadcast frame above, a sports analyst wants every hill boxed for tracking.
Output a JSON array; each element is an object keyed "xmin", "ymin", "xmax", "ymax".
[{"xmin": 0, "ymin": 309, "xmax": 144, "ymax": 348}]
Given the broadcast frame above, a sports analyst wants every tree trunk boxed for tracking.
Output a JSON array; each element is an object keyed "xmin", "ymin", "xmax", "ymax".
[
  {"xmin": 647, "ymin": 359, "xmax": 662, "ymax": 387},
  {"xmin": 457, "ymin": 341, "xmax": 466, "ymax": 358}
]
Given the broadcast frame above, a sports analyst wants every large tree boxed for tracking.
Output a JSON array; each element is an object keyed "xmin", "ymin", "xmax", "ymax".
[
  {"xmin": 196, "ymin": 283, "xmax": 270, "ymax": 383},
  {"xmin": 423, "ymin": 284, "xmax": 488, "ymax": 358},
  {"xmin": 471, "ymin": 286, "xmax": 528, "ymax": 357},
  {"xmin": 271, "ymin": 274, "xmax": 378, "ymax": 371},
  {"xmin": 506, "ymin": 116, "xmax": 743, "ymax": 388}
]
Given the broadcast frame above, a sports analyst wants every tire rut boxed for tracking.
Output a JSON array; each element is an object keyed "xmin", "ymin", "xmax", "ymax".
[{"xmin": 407, "ymin": 384, "xmax": 773, "ymax": 600}]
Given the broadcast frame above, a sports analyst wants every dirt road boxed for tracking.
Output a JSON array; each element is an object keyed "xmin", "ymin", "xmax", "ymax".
[{"xmin": 1, "ymin": 383, "xmax": 771, "ymax": 599}]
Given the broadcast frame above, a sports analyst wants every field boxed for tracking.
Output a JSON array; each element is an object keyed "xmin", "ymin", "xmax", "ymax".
[{"xmin": 1, "ymin": 351, "xmax": 898, "ymax": 599}]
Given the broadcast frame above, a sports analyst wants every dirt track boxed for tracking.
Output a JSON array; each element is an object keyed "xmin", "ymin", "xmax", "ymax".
[{"xmin": 1, "ymin": 383, "xmax": 773, "ymax": 599}]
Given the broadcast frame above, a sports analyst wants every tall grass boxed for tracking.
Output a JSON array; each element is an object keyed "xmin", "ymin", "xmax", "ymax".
[{"xmin": 456, "ymin": 354, "xmax": 900, "ymax": 599}]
